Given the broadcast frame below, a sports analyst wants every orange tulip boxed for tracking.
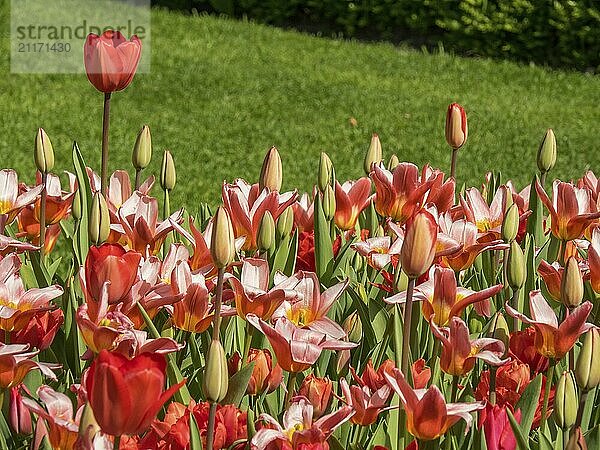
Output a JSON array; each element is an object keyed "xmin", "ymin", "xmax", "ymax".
[
  {"xmin": 535, "ymin": 180, "xmax": 600, "ymax": 241},
  {"xmin": 84, "ymin": 30, "xmax": 141, "ymax": 93},
  {"xmin": 401, "ymin": 210, "xmax": 438, "ymax": 278},
  {"xmin": 33, "ymin": 173, "xmax": 75, "ymax": 225},
  {"xmin": 445, "ymin": 103, "xmax": 468, "ymax": 150},
  {"xmin": 298, "ymin": 374, "xmax": 333, "ymax": 418},
  {"xmin": 430, "ymin": 317, "xmax": 507, "ymax": 376},
  {"xmin": 506, "ymin": 290, "xmax": 594, "ymax": 360},
  {"xmin": 537, "ymin": 260, "xmax": 564, "ymax": 301},
  {"xmin": 340, "ymin": 377, "xmax": 391, "ymax": 426},
  {"xmin": 588, "ymin": 227, "xmax": 600, "ymax": 293},
  {"xmin": 0, "ymin": 343, "xmax": 59, "ymax": 389},
  {"xmin": 384, "ymin": 367, "xmax": 484, "ymax": 441},
  {"xmin": 229, "ymin": 348, "xmax": 283, "ymax": 397},
  {"xmin": 334, "ymin": 178, "xmax": 373, "ymax": 230},
  {"xmin": 86, "ymin": 350, "xmax": 185, "ymax": 437}
]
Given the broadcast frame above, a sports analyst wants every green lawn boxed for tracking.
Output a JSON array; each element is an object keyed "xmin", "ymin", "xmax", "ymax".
[{"xmin": 1, "ymin": 7, "xmax": 599, "ymax": 210}]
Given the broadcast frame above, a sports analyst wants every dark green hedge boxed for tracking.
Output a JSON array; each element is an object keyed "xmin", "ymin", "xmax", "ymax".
[{"xmin": 153, "ymin": 0, "xmax": 600, "ymax": 71}]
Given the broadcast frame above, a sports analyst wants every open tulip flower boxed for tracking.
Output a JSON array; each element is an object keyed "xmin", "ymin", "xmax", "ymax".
[
  {"xmin": 352, "ymin": 234, "xmax": 403, "ymax": 270},
  {"xmin": 537, "ymin": 260, "xmax": 565, "ymax": 301},
  {"xmin": 252, "ymin": 397, "xmax": 354, "ymax": 449},
  {"xmin": 340, "ymin": 378, "xmax": 391, "ymax": 426},
  {"xmin": 587, "ymin": 227, "xmax": 600, "ymax": 293},
  {"xmin": 292, "ymin": 192, "xmax": 315, "ymax": 232},
  {"xmin": 370, "ymin": 162, "xmax": 433, "ymax": 223},
  {"xmin": 271, "ymin": 271, "xmax": 349, "ymax": 339},
  {"xmin": 248, "ymin": 315, "xmax": 357, "ymax": 372},
  {"xmin": 0, "ymin": 169, "xmax": 42, "ymax": 223},
  {"xmin": 384, "ymin": 367, "xmax": 485, "ymax": 441},
  {"xmin": 226, "ymin": 258, "xmax": 300, "ymax": 320},
  {"xmin": 84, "ymin": 30, "xmax": 142, "ymax": 93},
  {"xmin": 0, "ymin": 343, "xmax": 60, "ymax": 389},
  {"xmin": 430, "ymin": 317, "xmax": 507, "ymax": 376},
  {"xmin": 334, "ymin": 178, "xmax": 373, "ymax": 230},
  {"xmin": 423, "ymin": 165, "xmax": 456, "ymax": 214},
  {"xmin": 386, "ymin": 266, "xmax": 502, "ymax": 325},
  {"xmin": 222, "ymin": 178, "xmax": 296, "ymax": 251},
  {"xmin": 15, "ymin": 205, "xmax": 61, "ymax": 252},
  {"xmin": 506, "ymin": 290, "xmax": 594, "ymax": 360},
  {"xmin": 535, "ymin": 180, "xmax": 600, "ymax": 241},
  {"xmin": 31, "ymin": 173, "xmax": 75, "ymax": 225},
  {"xmin": 460, "ymin": 186, "xmax": 521, "ymax": 235}
]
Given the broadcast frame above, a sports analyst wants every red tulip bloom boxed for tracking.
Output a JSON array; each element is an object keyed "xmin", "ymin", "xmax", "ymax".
[
  {"xmin": 252, "ymin": 397, "xmax": 354, "ymax": 449},
  {"xmin": 248, "ymin": 315, "xmax": 356, "ymax": 373},
  {"xmin": 431, "ymin": 317, "xmax": 507, "ymax": 376},
  {"xmin": 334, "ymin": 178, "xmax": 373, "ymax": 230},
  {"xmin": 292, "ymin": 192, "xmax": 315, "ymax": 232},
  {"xmin": 83, "ymin": 243, "xmax": 141, "ymax": 306},
  {"xmin": 384, "ymin": 368, "xmax": 484, "ymax": 441},
  {"xmin": 506, "ymin": 290, "xmax": 594, "ymax": 360},
  {"xmin": 445, "ymin": 103, "xmax": 468, "ymax": 150},
  {"xmin": 229, "ymin": 348, "xmax": 283, "ymax": 396},
  {"xmin": 84, "ymin": 30, "xmax": 141, "ymax": 93},
  {"xmin": 340, "ymin": 377, "xmax": 391, "ymax": 426},
  {"xmin": 475, "ymin": 361, "xmax": 531, "ymax": 408},
  {"xmin": 370, "ymin": 163, "xmax": 432, "ymax": 223},
  {"xmin": 86, "ymin": 350, "xmax": 185, "ymax": 437},
  {"xmin": 508, "ymin": 327, "xmax": 549, "ymax": 374},
  {"xmin": 411, "ymin": 358, "xmax": 432, "ymax": 389},
  {"xmin": 588, "ymin": 227, "xmax": 600, "ymax": 293},
  {"xmin": 33, "ymin": 173, "xmax": 75, "ymax": 225},
  {"xmin": 387, "ymin": 266, "xmax": 502, "ymax": 325},
  {"xmin": 537, "ymin": 260, "xmax": 565, "ymax": 301},
  {"xmin": 535, "ymin": 180, "xmax": 600, "ymax": 241},
  {"xmin": 298, "ymin": 374, "xmax": 333, "ymax": 418},
  {"xmin": 8, "ymin": 385, "xmax": 32, "ymax": 436},
  {"xmin": 10, "ymin": 309, "xmax": 63, "ymax": 350},
  {"xmin": 461, "ymin": 186, "xmax": 525, "ymax": 236}
]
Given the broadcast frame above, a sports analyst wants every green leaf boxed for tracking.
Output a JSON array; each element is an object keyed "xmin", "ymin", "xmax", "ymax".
[
  {"xmin": 506, "ymin": 408, "xmax": 530, "ymax": 450},
  {"xmin": 515, "ymin": 373, "xmax": 542, "ymax": 437},
  {"xmin": 526, "ymin": 174, "xmax": 545, "ymax": 246},
  {"xmin": 585, "ymin": 424, "xmax": 600, "ymax": 449},
  {"xmin": 222, "ymin": 361, "xmax": 256, "ymax": 406},
  {"xmin": 189, "ymin": 412, "xmax": 203, "ymax": 450},
  {"xmin": 72, "ymin": 141, "xmax": 92, "ymax": 266},
  {"xmin": 313, "ymin": 193, "xmax": 334, "ymax": 280}
]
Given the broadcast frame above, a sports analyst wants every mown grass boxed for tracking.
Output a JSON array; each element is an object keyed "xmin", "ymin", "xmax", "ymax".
[{"xmin": 0, "ymin": 7, "xmax": 599, "ymax": 210}]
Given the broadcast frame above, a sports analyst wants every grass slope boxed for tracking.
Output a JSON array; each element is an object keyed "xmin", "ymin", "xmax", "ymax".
[{"xmin": 1, "ymin": 7, "xmax": 599, "ymax": 209}]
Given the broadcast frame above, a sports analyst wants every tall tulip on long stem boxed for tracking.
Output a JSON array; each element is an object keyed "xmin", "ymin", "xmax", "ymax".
[
  {"xmin": 445, "ymin": 103, "xmax": 468, "ymax": 180},
  {"xmin": 84, "ymin": 30, "xmax": 142, "ymax": 195},
  {"xmin": 34, "ymin": 128, "xmax": 54, "ymax": 260}
]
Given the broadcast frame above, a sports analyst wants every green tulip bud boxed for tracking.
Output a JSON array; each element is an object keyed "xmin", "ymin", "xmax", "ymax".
[
  {"xmin": 160, "ymin": 150, "xmax": 176, "ymax": 191},
  {"xmin": 507, "ymin": 241, "xmax": 525, "ymax": 290},
  {"xmin": 257, "ymin": 211, "xmax": 275, "ymax": 252},
  {"xmin": 502, "ymin": 204, "xmax": 519, "ymax": 243},
  {"xmin": 352, "ymin": 252, "xmax": 364, "ymax": 273},
  {"xmin": 388, "ymin": 154, "xmax": 400, "ymax": 171},
  {"xmin": 34, "ymin": 128, "xmax": 54, "ymax": 174},
  {"xmin": 575, "ymin": 328, "xmax": 600, "ymax": 391},
  {"xmin": 323, "ymin": 185, "xmax": 336, "ymax": 221},
  {"xmin": 203, "ymin": 340, "xmax": 229, "ymax": 402},
  {"xmin": 210, "ymin": 207, "xmax": 235, "ymax": 269},
  {"xmin": 561, "ymin": 256, "xmax": 584, "ymax": 308},
  {"xmin": 554, "ymin": 371, "xmax": 578, "ymax": 430},
  {"xmin": 487, "ymin": 312, "xmax": 510, "ymax": 356},
  {"xmin": 343, "ymin": 311, "xmax": 362, "ymax": 343},
  {"xmin": 89, "ymin": 192, "xmax": 110, "ymax": 246},
  {"xmin": 318, "ymin": 152, "xmax": 333, "ymax": 192},
  {"xmin": 363, "ymin": 133, "xmax": 382, "ymax": 175},
  {"xmin": 259, "ymin": 146, "xmax": 283, "ymax": 192},
  {"xmin": 276, "ymin": 206, "xmax": 294, "ymax": 239},
  {"xmin": 72, "ymin": 188, "xmax": 82, "ymax": 221},
  {"xmin": 537, "ymin": 128, "xmax": 557, "ymax": 174},
  {"xmin": 132, "ymin": 125, "xmax": 152, "ymax": 170}
]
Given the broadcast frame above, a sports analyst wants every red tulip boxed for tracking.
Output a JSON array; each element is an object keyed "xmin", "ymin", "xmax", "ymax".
[
  {"xmin": 298, "ymin": 374, "xmax": 333, "ymax": 418},
  {"xmin": 588, "ymin": 227, "xmax": 600, "ymax": 293},
  {"xmin": 334, "ymin": 178, "xmax": 372, "ymax": 230},
  {"xmin": 411, "ymin": 358, "xmax": 432, "ymax": 389},
  {"xmin": 9, "ymin": 386, "xmax": 32, "ymax": 435},
  {"xmin": 445, "ymin": 103, "xmax": 468, "ymax": 150},
  {"xmin": 10, "ymin": 309, "xmax": 63, "ymax": 350},
  {"xmin": 400, "ymin": 210, "xmax": 438, "ymax": 278},
  {"xmin": 86, "ymin": 350, "xmax": 185, "ymax": 436},
  {"xmin": 84, "ymin": 30, "xmax": 141, "ymax": 93},
  {"xmin": 229, "ymin": 349, "xmax": 283, "ymax": 396},
  {"xmin": 83, "ymin": 243, "xmax": 141, "ymax": 305},
  {"xmin": 508, "ymin": 327, "xmax": 549, "ymax": 374},
  {"xmin": 481, "ymin": 404, "xmax": 520, "ymax": 450}
]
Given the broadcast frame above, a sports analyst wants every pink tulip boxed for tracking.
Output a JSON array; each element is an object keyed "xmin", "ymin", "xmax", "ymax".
[
  {"xmin": 0, "ymin": 169, "xmax": 42, "ymax": 223},
  {"xmin": 482, "ymin": 404, "xmax": 520, "ymax": 450},
  {"xmin": 334, "ymin": 178, "xmax": 373, "ymax": 230},
  {"xmin": 84, "ymin": 30, "xmax": 141, "ymax": 93},
  {"xmin": 248, "ymin": 315, "xmax": 356, "ymax": 373},
  {"xmin": 461, "ymin": 186, "xmax": 519, "ymax": 236},
  {"xmin": 292, "ymin": 192, "xmax": 315, "ymax": 232},
  {"xmin": 587, "ymin": 227, "xmax": 600, "ymax": 293},
  {"xmin": 0, "ymin": 343, "xmax": 59, "ymax": 389},
  {"xmin": 352, "ymin": 235, "xmax": 403, "ymax": 270},
  {"xmin": 506, "ymin": 290, "xmax": 594, "ymax": 360}
]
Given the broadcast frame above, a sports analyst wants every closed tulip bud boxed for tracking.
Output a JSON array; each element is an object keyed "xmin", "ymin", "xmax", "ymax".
[
  {"xmin": 507, "ymin": 240, "xmax": 525, "ymax": 290},
  {"xmin": 34, "ymin": 128, "xmax": 54, "ymax": 174},
  {"xmin": 388, "ymin": 154, "xmax": 400, "ymax": 170},
  {"xmin": 566, "ymin": 427, "xmax": 588, "ymax": 450},
  {"xmin": 257, "ymin": 211, "xmax": 275, "ymax": 252},
  {"xmin": 561, "ymin": 257, "xmax": 584, "ymax": 308},
  {"xmin": 260, "ymin": 146, "xmax": 283, "ymax": 192},
  {"xmin": 132, "ymin": 125, "xmax": 152, "ymax": 170},
  {"xmin": 72, "ymin": 188, "xmax": 82, "ymax": 221},
  {"xmin": 276, "ymin": 206, "xmax": 294, "ymax": 239},
  {"xmin": 554, "ymin": 371, "xmax": 578, "ymax": 429},
  {"xmin": 318, "ymin": 152, "xmax": 334, "ymax": 192},
  {"xmin": 537, "ymin": 128, "xmax": 557, "ymax": 174},
  {"xmin": 364, "ymin": 133, "xmax": 382, "ymax": 174},
  {"xmin": 203, "ymin": 340, "xmax": 229, "ymax": 402},
  {"xmin": 445, "ymin": 103, "xmax": 468, "ymax": 149},
  {"xmin": 488, "ymin": 312, "xmax": 510, "ymax": 356},
  {"xmin": 210, "ymin": 207, "xmax": 235, "ymax": 269},
  {"xmin": 88, "ymin": 192, "xmax": 110, "ymax": 246},
  {"xmin": 401, "ymin": 210, "xmax": 437, "ymax": 279},
  {"xmin": 298, "ymin": 374, "xmax": 333, "ymax": 418},
  {"xmin": 575, "ymin": 328, "xmax": 600, "ymax": 391},
  {"xmin": 160, "ymin": 150, "xmax": 176, "ymax": 191},
  {"xmin": 323, "ymin": 185, "xmax": 336, "ymax": 221},
  {"xmin": 343, "ymin": 311, "xmax": 362, "ymax": 343},
  {"xmin": 352, "ymin": 252, "xmax": 364, "ymax": 272},
  {"xmin": 502, "ymin": 204, "xmax": 519, "ymax": 242}
]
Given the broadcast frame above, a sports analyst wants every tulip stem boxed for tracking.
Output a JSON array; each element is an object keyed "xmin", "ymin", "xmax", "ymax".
[
  {"xmin": 162, "ymin": 189, "xmax": 171, "ymax": 256},
  {"xmin": 540, "ymin": 171, "xmax": 547, "ymax": 188},
  {"xmin": 135, "ymin": 168, "xmax": 142, "ymax": 190},
  {"xmin": 242, "ymin": 320, "xmax": 253, "ymax": 365},
  {"xmin": 205, "ymin": 402, "xmax": 218, "ymax": 450},
  {"xmin": 450, "ymin": 375, "xmax": 459, "ymax": 403},
  {"xmin": 212, "ymin": 268, "xmax": 225, "ymax": 341},
  {"xmin": 39, "ymin": 171, "xmax": 47, "ymax": 260},
  {"xmin": 401, "ymin": 277, "xmax": 416, "ymax": 376},
  {"xmin": 489, "ymin": 366, "xmax": 498, "ymax": 405},
  {"xmin": 574, "ymin": 389, "xmax": 589, "ymax": 430},
  {"xmin": 284, "ymin": 371, "xmax": 298, "ymax": 408},
  {"xmin": 100, "ymin": 92, "xmax": 112, "ymax": 196},
  {"xmin": 113, "ymin": 435, "xmax": 120, "ymax": 450},
  {"xmin": 450, "ymin": 148, "xmax": 458, "ymax": 180},
  {"xmin": 540, "ymin": 360, "xmax": 555, "ymax": 432}
]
